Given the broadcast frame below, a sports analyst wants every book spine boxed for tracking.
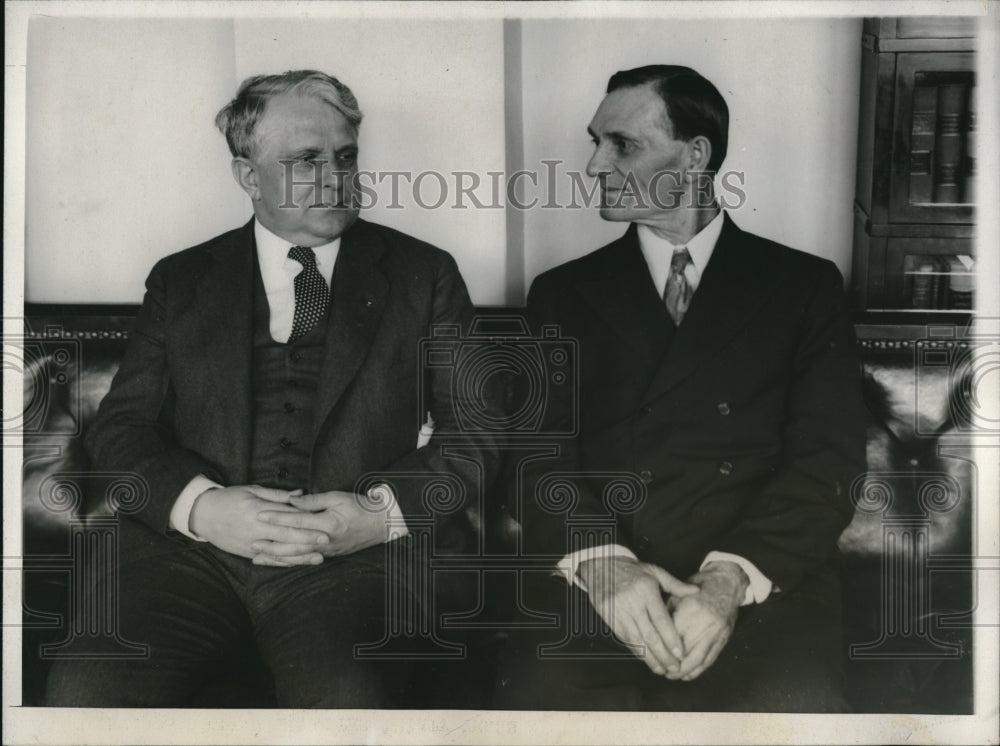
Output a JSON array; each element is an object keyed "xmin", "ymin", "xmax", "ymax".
[
  {"xmin": 909, "ymin": 85, "xmax": 937, "ymax": 204},
  {"xmin": 930, "ymin": 258, "xmax": 947, "ymax": 309},
  {"xmin": 948, "ymin": 256, "xmax": 975, "ymax": 310},
  {"xmin": 911, "ymin": 261, "xmax": 936, "ymax": 309},
  {"xmin": 963, "ymin": 84, "xmax": 976, "ymax": 204},
  {"xmin": 933, "ymin": 84, "xmax": 965, "ymax": 203}
]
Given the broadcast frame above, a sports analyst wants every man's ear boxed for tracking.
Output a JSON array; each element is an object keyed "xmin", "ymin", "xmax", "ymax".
[
  {"xmin": 231, "ymin": 157, "xmax": 260, "ymax": 201},
  {"xmin": 685, "ymin": 135, "xmax": 713, "ymax": 177}
]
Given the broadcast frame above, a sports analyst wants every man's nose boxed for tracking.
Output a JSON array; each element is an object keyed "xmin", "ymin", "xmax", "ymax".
[{"xmin": 586, "ymin": 146, "xmax": 610, "ymax": 179}]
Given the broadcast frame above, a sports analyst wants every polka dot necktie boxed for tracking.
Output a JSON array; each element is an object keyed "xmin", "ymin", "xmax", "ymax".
[
  {"xmin": 663, "ymin": 247, "xmax": 694, "ymax": 327},
  {"xmin": 287, "ymin": 246, "xmax": 330, "ymax": 343}
]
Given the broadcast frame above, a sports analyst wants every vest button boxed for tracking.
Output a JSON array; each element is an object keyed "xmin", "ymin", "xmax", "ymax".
[
  {"xmin": 290, "ymin": 351, "xmax": 303, "ymax": 363},
  {"xmin": 639, "ymin": 469, "xmax": 653, "ymax": 484},
  {"xmin": 641, "ymin": 405, "xmax": 653, "ymax": 416},
  {"xmin": 717, "ymin": 402, "xmax": 731, "ymax": 416},
  {"xmin": 284, "ymin": 402, "xmax": 296, "ymax": 413},
  {"xmin": 279, "ymin": 437, "xmax": 292, "ymax": 449},
  {"xmin": 719, "ymin": 461, "xmax": 734, "ymax": 476},
  {"xmin": 278, "ymin": 467, "xmax": 289, "ymax": 479}
]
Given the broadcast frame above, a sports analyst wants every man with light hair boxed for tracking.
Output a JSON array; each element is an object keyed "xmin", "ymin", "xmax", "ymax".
[{"xmin": 46, "ymin": 70, "xmax": 499, "ymax": 708}]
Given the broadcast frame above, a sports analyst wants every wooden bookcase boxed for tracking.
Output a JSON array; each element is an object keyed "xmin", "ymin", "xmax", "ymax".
[{"xmin": 853, "ymin": 17, "xmax": 977, "ymax": 318}]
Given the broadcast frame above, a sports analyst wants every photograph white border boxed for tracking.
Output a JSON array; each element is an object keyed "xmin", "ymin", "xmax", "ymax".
[{"xmin": 4, "ymin": 2, "xmax": 998, "ymax": 744}]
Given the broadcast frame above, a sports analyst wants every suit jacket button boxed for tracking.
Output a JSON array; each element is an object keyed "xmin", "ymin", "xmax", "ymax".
[
  {"xmin": 639, "ymin": 469, "xmax": 653, "ymax": 484},
  {"xmin": 278, "ymin": 467, "xmax": 290, "ymax": 479},
  {"xmin": 641, "ymin": 405, "xmax": 653, "ymax": 415},
  {"xmin": 638, "ymin": 535, "xmax": 651, "ymax": 550},
  {"xmin": 718, "ymin": 461, "xmax": 733, "ymax": 476},
  {"xmin": 717, "ymin": 402, "xmax": 731, "ymax": 416},
  {"xmin": 279, "ymin": 437, "xmax": 292, "ymax": 449}
]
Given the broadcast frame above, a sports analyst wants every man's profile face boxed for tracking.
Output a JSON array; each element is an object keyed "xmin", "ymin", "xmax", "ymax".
[
  {"xmin": 248, "ymin": 91, "xmax": 360, "ymax": 246},
  {"xmin": 586, "ymin": 84, "xmax": 693, "ymax": 224}
]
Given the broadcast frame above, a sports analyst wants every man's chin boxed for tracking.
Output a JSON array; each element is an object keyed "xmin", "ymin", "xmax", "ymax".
[{"xmin": 598, "ymin": 206, "xmax": 633, "ymax": 222}]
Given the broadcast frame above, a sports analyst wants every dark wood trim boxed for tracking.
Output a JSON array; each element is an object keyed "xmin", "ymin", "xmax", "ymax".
[{"xmin": 24, "ymin": 303, "xmax": 142, "ymax": 317}]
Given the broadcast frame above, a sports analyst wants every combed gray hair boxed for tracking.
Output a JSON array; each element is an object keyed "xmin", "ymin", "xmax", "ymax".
[{"xmin": 215, "ymin": 70, "xmax": 363, "ymax": 158}]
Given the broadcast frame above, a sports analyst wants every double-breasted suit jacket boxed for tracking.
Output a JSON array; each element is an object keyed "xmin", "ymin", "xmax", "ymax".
[{"xmin": 521, "ymin": 214, "xmax": 867, "ymax": 596}]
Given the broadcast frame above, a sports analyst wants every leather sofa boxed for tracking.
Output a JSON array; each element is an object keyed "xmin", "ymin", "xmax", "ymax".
[{"xmin": 17, "ymin": 306, "xmax": 975, "ymax": 711}]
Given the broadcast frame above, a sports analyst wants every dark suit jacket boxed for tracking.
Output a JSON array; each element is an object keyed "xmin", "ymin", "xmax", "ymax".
[
  {"xmin": 86, "ymin": 217, "xmax": 500, "ymax": 553},
  {"xmin": 521, "ymin": 215, "xmax": 867, "ymax": 595}
]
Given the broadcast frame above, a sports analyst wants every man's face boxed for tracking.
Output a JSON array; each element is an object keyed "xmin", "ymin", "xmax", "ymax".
[
  {"xmin": 586, "ymin": 85, "xmax": 694, "ymax": 224},
  {"xmin": 245, "ymin": 91, "xmax": 359, "ymax": 246}
]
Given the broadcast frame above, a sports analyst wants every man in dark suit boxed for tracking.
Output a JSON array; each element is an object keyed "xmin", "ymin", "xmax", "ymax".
[
  {"xmin": 496, "ymin": 65, "xmax": 866, "ymax": 711},
  {"xmin": 45, "ymin": 70, "xmax": 499, "ymax": 707}
]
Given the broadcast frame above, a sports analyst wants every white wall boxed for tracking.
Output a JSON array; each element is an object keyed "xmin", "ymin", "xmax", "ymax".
[
  {"xmin": 25, "ymin": 17, "xmax": 507, "ymax": 305},
  {"xmin": 24, "ymin": 16, "xmax": 862, "ymax": 305},
  {"xmin": 231, "ymin": 19, "xmax": 506, "ymax": 305},
  {"xmin": 25, "ymin": 18, "xmax": 243, "ymax": 303},
  {"xmin": 519, "ymin": 18, "xmax": 863, "ymax": 289}
]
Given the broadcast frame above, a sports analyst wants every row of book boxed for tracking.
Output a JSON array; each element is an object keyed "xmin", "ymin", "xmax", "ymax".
[
  {"xmin": 906, "ymin": 255, "xmax": 974, "ymax": 310},
  {"xmin": 909, "ymin": 81, "xmax": 976, "ymax": 204}
]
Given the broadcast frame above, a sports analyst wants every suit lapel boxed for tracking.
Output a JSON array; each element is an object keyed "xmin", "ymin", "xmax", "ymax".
[
  {"xmin": 576, "ymin": 225, "xmax": 672, "ymax": 370},
  {"xmin": 312, "ymin": 219, "xmax": 389, "ymax": 439},
  {"xmin": 642, "ymin": 215, "xmax": 776, "ymax": 403},
  {"xmin": 196, "ymin": 219, "xmax": 255, "ymax": 474}
]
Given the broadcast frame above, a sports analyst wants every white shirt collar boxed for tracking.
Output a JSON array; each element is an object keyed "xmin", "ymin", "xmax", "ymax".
[
  {"xmin": 636, "ymin": 209, "xmax": 726, "ymax": 295},
  {"xmin": 253, "ymin": 219, "xmax": 340, "ymax": 293}
]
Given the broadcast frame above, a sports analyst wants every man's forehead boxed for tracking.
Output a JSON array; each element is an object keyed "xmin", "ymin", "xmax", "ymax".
[
  {"xmin": 257, "ymin": 93, "xmax": 356, "ymax": 147},
  {"xmin": 589, "ymin": 85, "xmax": 671, "ymax": 137}
]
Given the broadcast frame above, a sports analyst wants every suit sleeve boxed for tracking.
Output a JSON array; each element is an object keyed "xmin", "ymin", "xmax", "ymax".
[
  {"xmin": 84, "ymin": 259, "xmax": 221, "ymax": 534},
  {"xmin": 712, "ymin": 261, "xmax": 867, "ymax": 594},
  {"xmin": 377, "ymin": 251, "xmax": 503, "ymax": 532},
  {"xmin": 515, "ymin": 273, "xmax": 637, "ymax": 562}
]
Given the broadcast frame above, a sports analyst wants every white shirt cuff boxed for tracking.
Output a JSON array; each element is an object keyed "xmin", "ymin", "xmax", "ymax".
[
  {"xmin": 367, "ymin": 483, "xmax": 410, "ymax": 541},
  {"xmin": 169, "ymin": 475, "xmax": 221, "ymax": 541},
  {"xmin": 701, "ymin": 551, "xmax": 773, "ymax": 605},
  {"xmin": 556, "ymin": 543, "xmax": 637, "ymax": 592}
]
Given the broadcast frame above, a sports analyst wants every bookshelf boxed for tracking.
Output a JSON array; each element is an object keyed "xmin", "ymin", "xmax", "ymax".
[{"xmin": 853, "ymin": 17, "xmax": 976, "ymax": 318}]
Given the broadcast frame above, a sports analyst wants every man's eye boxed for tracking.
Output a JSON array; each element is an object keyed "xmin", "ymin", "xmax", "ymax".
[
  {"xmin": 614, "ymin": 140, "xmax": 633, "ymax": 155},
  {"xmin": 338, "ymin": 152, "xmax": 358, "ymax": 164}
]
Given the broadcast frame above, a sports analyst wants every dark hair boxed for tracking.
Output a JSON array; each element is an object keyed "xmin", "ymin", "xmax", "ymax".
[
  {"xmin": 215, "ymin": 70, "xmax": 362, "ymax": 159},
  {"xmin": 607, "ymin": 65, "xmax": 729, "ymax": 172}
]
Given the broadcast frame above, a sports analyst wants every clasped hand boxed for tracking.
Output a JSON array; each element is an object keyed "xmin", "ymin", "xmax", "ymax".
[
  {"xmin": 189, "ymin": 485, "xmax": 392, "ymax": 567},
  {"xmin": 578, "ymin": 557, "xmax": 748, "ymax": 681}
]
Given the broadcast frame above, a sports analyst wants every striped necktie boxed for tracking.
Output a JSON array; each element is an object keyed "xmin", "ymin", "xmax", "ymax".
[{"xmin": 663, "ymin": 247, "xmax": 694, "ymax": 326}]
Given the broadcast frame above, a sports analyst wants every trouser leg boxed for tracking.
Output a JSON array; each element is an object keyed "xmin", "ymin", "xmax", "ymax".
[{"xmin": 45, "ymin": 546, "xmax": 251, "ymax": 707}]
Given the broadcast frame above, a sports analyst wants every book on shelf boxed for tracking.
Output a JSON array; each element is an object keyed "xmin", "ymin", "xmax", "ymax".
[
  {"xmin": 908, "ymin": 255, "xmax": 975, "ymax": 310},
  {"xmin": 909, "ymin": 84, "xmax": 937, "ymax": 204},
  {"xmin": 947, "ymin": 255, "xmax": 975, "ymax": 310},
  {"xmin": 933, "ymin": 83, "xmax": 966, "ymax": 204},
  {"xmin": 910, "ymin": 259, "xmax": 937, "ymax": 309},
  {"xmin": 963, "ymin": 84, "xmax": 976, "ymax": 204}
]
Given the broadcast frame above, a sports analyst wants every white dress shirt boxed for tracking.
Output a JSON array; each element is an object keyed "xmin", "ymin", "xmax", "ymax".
[
  {"xmin": 556, "ymin": 210, "xmax": 773, "ymax": 605},
  {"xmin": 168, "ymin": 220, "xmax": 409, "ymax": 540}
]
